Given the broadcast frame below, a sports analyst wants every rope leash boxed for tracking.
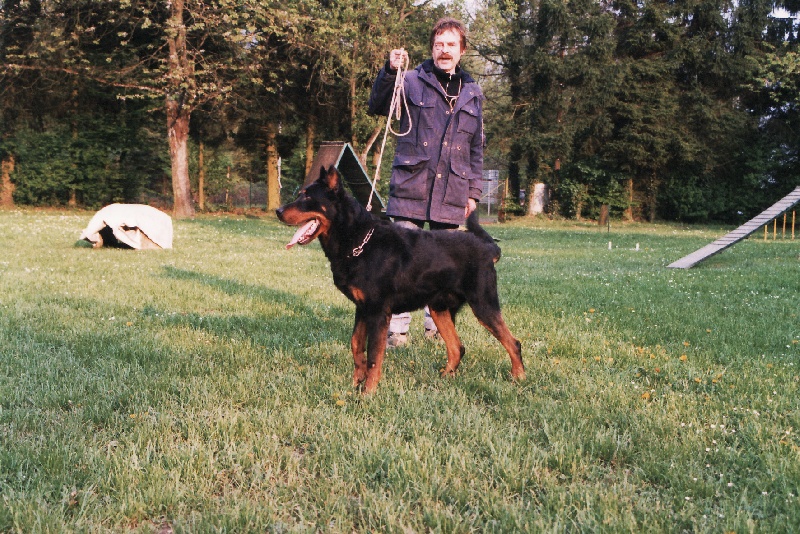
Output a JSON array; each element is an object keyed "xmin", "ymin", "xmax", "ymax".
[{"xmin": 366, "ymin": 50, "xmax": 412, "ymax": 213}]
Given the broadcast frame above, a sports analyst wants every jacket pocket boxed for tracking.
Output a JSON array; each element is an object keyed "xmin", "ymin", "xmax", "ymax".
[
  {"xmin": 391, "ymin": 154, "xmax": 430, "ymax": 200},
  {"xmin": 443, "ymin": 161, "xmax": 470, "ymax": 208},
  {"xmin": 457, "ymin": 107, "xmax": 479, "ymax": 133},
  {"xmin": 455, "ymin": 106, "xmax": 479, "ymax": 146}
]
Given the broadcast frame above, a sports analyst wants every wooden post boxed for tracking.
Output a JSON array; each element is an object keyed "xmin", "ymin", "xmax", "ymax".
[
  {"xmin": 764, "ymin": 224, "xmax": 767, "ymax": 241},
  {"xmin": 783, "ymin": 213, "xmax": 786, "ymax": 239},
  {"xmin": 773, "ymin": 218, "xmax": 777, "ymax": 240},
  {"xmin": 793, "ymin": 211, "xmax": 796, "ymax": 240}
]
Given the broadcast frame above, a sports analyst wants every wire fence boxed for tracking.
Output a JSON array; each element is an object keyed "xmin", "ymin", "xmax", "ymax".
[
  {"xmin": 479, "ymin": 171, "xmax": 504, "ymax": 222},
  {"xmin": 206, "ymin": 182, "xmax": 267, "ymax": 211},
  {"xmin": 200, "ymin": 173, "xmax": 508, "ymax": 219}
]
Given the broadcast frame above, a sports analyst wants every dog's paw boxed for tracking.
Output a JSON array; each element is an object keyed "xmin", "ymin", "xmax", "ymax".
[
  {"xmin": 440, "ymin": 367, "xmax": 458, "ymax": 378},
  {"xmin": 352, "ymin": 372, "xmax": 367, "ymax": 388}
]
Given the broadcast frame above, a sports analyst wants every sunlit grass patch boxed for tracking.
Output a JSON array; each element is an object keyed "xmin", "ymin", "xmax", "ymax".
[{"xmin": 0, "ymin": 208, "xmax": 798, "ymax": 532}]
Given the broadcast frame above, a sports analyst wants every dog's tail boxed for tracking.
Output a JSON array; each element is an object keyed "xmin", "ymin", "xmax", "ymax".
[{"xmin": 466, "ymin": 211, "xmax": 502, "ymax": 261}]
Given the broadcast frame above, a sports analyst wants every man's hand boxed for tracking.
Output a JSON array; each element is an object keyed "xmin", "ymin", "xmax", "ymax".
[
  {"xmin": 465, "ymin": 198, "xmax": 477, "ymax": 218},
  {"xmin": 389, "ymin": 49, "xmax": 409, "ymax": 70}
]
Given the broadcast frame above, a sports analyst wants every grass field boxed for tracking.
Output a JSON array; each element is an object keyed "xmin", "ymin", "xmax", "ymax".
[{"xmin": 0, "ymin": 208, "xmax": 798, "ymax": 533}]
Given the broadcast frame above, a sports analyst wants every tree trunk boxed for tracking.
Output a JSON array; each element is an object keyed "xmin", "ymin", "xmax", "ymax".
[
  {"xmin": 623, "ymin": 178, "xmax": 633, "ymax": 221},
  {"xmin": 599, "ymin": 204, "xmax": 609, "ymax": 226},
  {"xmin": 349, "ymin": 42, "xmax": 358, "ymax": 149},
  {"xmin": 647, "ymin": 170, "xmax": 658, "ymax": 223},
  {"xmin": 305, "ymin": 116, "xmax": 316, "ymax": 180},
  {"xmin": 167, "ymin": 100, "xmax": 194, "ymax": 218},
  {"xmin": 265, "ymin": 123, "xmax": 281, "ymax": 211},
  {"xmin": 361, "ymin": 123, "xmax": 383, "ymax": 169},
  {"xmin": 198, "ymin": 141, "xmax": 205, "ymax": 211},
  {"xmin": 166, "ymin": 0, "xmax": 195, "ymax": 219},
  {"xmin": 1, "ymin": 155, "xmax": 15, "ymax": 208},
  {"xmin": 574, "ymin": 181, "xmax": 587, "ymax": 221},
  {"xmin": 69, "ymin": 87, "xmax": 78, "ymax": 208},
  {"xmin": 508, "ymin": 141, "xmax": 522, "ymax": 203}
]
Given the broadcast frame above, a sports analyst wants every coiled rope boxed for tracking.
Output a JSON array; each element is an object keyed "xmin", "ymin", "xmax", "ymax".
[{"xmin": 366, "ymin": 50, "xmax": 411, "ymax": 213}]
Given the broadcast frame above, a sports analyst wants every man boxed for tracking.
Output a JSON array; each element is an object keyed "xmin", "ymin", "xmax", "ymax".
[{"xmin": 368, "ymin": 17, "xmax": 485, "ymax": 347}]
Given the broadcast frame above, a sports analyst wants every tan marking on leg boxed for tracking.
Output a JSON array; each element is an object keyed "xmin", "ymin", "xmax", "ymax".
[
  {"xmin": 475, "ymin": 312, "xmax": 525, "ymax": 380},
  {"xmin": 348, "ymin": 286, "xmax": 366, "ymax": 305},
  {"xmin": 429, "ymin": 309, "xmax": 465, "ymax": 376},
  {"xmin": 351, "ymin": 319, "xmax": 367, "ymax": 386},
  {"xmin": 363, "ymin": 318, "xmax": 390, "ymax": 394}
]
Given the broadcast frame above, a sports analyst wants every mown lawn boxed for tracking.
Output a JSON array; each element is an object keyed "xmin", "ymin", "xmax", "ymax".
[{"xmin": 0, "ymin": 208, "xmax": 798, "ymax": 533}]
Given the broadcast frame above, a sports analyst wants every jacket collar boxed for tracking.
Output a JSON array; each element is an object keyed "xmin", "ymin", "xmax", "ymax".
[
  {"xmin": 418, "ymin": 60, "xmax": 479, "ymax": 114},
  {"xmin": 420, "ymin": 58, "xmax": 475, "ymax": 85}
]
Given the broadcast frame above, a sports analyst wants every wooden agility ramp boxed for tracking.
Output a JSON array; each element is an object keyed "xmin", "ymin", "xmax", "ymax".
[
  {"xmin": 668, "ymin": 186, "xmax": 800, "ymax": 269},
  {"xmin": 304, "ymin": 141, "xmax": 386, "ymax": 216}
]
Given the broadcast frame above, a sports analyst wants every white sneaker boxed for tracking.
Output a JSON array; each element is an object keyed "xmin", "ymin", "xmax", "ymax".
[
  {"xmin": 424, "ymin": 328, "xmax": 440, "ymax": 341},
  {"xmin": 387, "ymin": 332, "xmax": 409, "ymax": 348}
]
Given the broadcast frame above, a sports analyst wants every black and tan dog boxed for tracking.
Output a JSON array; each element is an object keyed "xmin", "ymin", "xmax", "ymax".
[{"xmin": 277, "ymin": 166, "xmax": 525, "ymax": 394}]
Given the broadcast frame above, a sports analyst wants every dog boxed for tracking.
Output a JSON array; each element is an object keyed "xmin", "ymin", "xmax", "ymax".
[{"xmin": 276, "ymin": 166, "xmax": 525, "ymax": 394}]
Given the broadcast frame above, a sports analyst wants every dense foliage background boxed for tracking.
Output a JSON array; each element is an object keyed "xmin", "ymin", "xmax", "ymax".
[{"xmin": 1, "ymin": 0, "xmax": 799, "ymax": 222}]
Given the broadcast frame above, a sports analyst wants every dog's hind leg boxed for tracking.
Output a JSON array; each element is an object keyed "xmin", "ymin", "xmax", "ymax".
[
  {"xmin": 351, "ymin": 310, "xmax": 368, "ymax": 387},
  {"xmin": 429, "ymin": 309, "xmax": 465, "ymax": 376},
  {"xmin": 470, "ymin": 303, "xmax": 525, "ymax": 381},
  {"xmin": 363, "ymin": 312, "xmax": 391, "ymax": 394}
]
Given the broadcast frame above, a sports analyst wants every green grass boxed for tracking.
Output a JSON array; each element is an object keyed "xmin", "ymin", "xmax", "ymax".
[{"xmin": 1, "ymin": 209, "xmax": 798, "ymax": 533}]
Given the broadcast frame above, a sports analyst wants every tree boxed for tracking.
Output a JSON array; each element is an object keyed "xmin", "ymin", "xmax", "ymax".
[
  {"xmin": 1, "ymin": 0, "xmax": 251, "ymax": 217},
  {"xmin": 482, "ymin": 0, "xmax": 618, "ymax": 214},
  {"xmin": 755, "ymin": 13, "xmax": 800, "ymax": 202},
  {"xmin": 2, "ymin": 0, "xmax": 797, "ymax": 221},
  {"xmin": 480, "ymin": 0, "xmax": 798, "ymax": 221}
]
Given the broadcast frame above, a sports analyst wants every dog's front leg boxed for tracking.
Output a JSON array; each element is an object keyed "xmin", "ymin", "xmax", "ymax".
[
  {"xmin": 363, "ymin": 312, "xmax": 390, "ymax": 394},
  {"xmin": 351, "ymin": 310, "xmax": 368, "ymax": 387}
]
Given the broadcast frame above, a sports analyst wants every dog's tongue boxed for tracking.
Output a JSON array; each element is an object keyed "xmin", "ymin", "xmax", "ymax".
[{"xmin": 286, "ymin": 220, "xmax": 318, "ymax": 249}]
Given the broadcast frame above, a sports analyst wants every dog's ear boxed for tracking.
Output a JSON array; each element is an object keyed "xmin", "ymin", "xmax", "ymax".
[{"xmin": 323, "ymin": 165, "xmax": 342, "ymax": 192}]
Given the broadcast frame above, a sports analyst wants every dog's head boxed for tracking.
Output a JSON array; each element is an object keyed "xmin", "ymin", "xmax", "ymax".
[{"xmin": 276, "ymin": 165, "xmax": 343, "ymax": 249}]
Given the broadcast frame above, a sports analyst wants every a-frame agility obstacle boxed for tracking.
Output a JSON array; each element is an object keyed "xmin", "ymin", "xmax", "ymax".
[
  {"xmin": 303, "ymin": 141, "xmax": 386, "ymax": 216},
  {"xmin": 668, "ymin": 186, "xmax": 800, "ymax": 269}
]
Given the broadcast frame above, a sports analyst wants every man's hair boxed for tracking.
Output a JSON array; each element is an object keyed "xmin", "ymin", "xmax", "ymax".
[{"xmin": 430, "ymin": 17, "xmax": 467, "ymax": 52}]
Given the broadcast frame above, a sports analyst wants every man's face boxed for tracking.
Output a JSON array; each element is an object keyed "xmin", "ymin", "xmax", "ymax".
[{"xmin": 432, "ymin": 28, "xmax": 464, "ymax": 74}]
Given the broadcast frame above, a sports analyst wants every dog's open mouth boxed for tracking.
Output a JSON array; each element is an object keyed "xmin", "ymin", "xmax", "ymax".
[{"xmin": 286, "ymin": 219, "xmax": 320, "ymax": 249}]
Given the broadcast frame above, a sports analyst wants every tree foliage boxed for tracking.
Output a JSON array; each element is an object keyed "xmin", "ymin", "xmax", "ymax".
[
  {"xmin": 477, "ymin": 0, "xmax": 798, "ymax": 221},
  {"xmin": 1, "ymin": 0, "xmax": 798, "ymax": 221}
]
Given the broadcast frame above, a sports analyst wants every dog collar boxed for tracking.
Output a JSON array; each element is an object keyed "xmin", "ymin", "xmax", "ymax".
[{"xmin": 351, "ymin": 228, "xmax": 374, "ymax": 257}]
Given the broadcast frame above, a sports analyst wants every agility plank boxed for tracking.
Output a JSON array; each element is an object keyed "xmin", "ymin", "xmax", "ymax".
[{"xmin": 668, "ymin": 186, "xmax": 800, "ymax": 269}]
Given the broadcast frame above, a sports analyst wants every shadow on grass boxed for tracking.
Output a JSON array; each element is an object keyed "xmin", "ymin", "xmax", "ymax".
[
  {"xmin": 160, "ymin": 265, "xmax": 346, "ymax": 311},
  {"xmin": 1, "ymin": 265, "xmax": 358, "ymax": 423},
  {"xmin": 179, "ymin": 216, "xmax": 281, "ymax": 239},
  {"xmin": 4, "ymin": 265, "xmax": 356, "ymax": 382},
  {"xmin": 158, "ymin": 265, "xmax": 354, "ymax": 347}
]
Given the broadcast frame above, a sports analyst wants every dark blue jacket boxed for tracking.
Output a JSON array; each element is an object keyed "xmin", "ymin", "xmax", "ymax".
[{"xmin": 368, "ymin": 59, "xmax": 484, "ymax": 225}]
